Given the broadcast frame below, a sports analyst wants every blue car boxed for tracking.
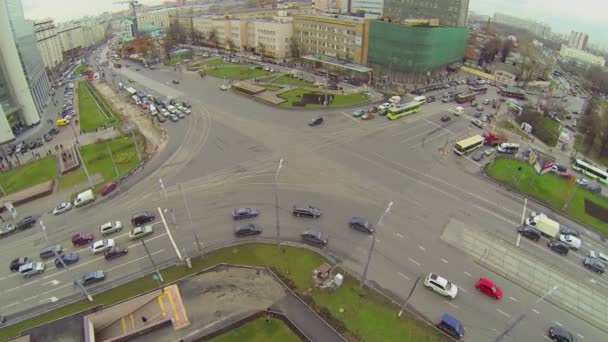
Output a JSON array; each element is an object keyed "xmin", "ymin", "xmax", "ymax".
[
  {"xmin": 437, "ymin": 313, "xmax": 464, "ymax": 339},
  {"xmin": 232, "ymin": 208, "xmax": 259, "ymax": 220},
  {"xmin": 353, "ymin": 109, "xmax": 366, "ymax": 117},
  {"xmin": 54, "ymin": 253, "xmax": 80, "ymax": 268}
]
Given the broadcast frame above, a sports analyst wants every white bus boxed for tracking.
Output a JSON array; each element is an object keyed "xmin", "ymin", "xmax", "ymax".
[
  {"xmin": 454, "ymin": 135, "xmax": 485, "ymax": 155},
  {"xmin": 497, "ymin": 143, "xmax": 520, "ymax": 154},
  {"xmin": 572, "ymin": 159, "xmax": 608, "ymax": 184}
]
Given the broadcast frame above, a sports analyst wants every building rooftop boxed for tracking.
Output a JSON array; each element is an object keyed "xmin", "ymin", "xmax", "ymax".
[{"xmin": 297, "ymin": 13, "xmax": 366, "ymax": 23}]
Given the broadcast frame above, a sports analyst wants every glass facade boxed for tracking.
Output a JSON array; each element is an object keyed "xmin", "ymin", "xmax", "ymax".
[{"xmin": 5, "ymin": 0, "xmax": 50, "ymax": 116}]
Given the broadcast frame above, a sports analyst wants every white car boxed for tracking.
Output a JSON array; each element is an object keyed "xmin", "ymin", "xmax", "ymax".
[
  {"xmin": 559, "ymin": 234, "xmax": 581, "ymax": 250},
  {"xmin": 129, "ymin": 225, "xmax": 154, "ymax": 240},
  {"xmin": 220, "ymin": 84, "xmax": 230, "ymax": 91},
  {"xmin": 100, "ymin": 221, "xmax": 123, "ymax": 236},
  {"xmin": 388, "ymin": 96, "xmax": 401, "ymax": 104},
  {"xmin": 160, "ymin": 108, "xmax": 169, "ymax": 117},
  {"xmin": 424, "ymin": 273, "xmax": 458, "ymax": 299},
  {"xmin": 91, "ymin": 239, "xmax": 116, "ymax": 254},
  {"xmin": 378, "ymin": 102, "xmax": 393, "ymax": 110},
  {"xmin": 53, "ymin": 202, "xmax": 72, "ymax": 215},
  {"xmin": 181, "ymin": 107, "xmax": 191, "ymax": 115}
]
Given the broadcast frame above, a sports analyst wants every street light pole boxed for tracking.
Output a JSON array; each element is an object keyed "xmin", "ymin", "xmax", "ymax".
[
  {"xmin": 129, "ymin": 127, "xmax": 141, "ymax": 162},
  {"xmin": 178, "ymin": 184, "xmax": 202, "ymax": 253},
  {"xmin": 360, "ymin": 201, "xmax": 394, "ymax": 289},
  {"xmin": 73, "ymin": 139, "xmax": 94, "ymax": 189},
  {"xmin": 106, "ymin": 141, "xmax": 119, "ymax": 178},
  {"xmin": 275, "ymin": 158, "xmax": 285, "ymax": 249},
  {"xmin": 141, "ymin": 239, "xmax": 163, "ymax": 283}
]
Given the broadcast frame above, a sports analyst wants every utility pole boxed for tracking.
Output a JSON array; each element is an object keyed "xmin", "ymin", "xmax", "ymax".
[
  {"xmin": 106, "ymin": 141, "xmax": 119, "ymax": 178},
  {"xmin": 398, "ymin": 276, "xmax": 420, "ymax": 317},
  {"xmin": 563, "ymin": 169, "xmax": 585, "ymax": 210},
  {"xmin": 274, "ymin": 158, "xmax": 284, "ymax": 249},
  {"xmin": 141, "ymin": 239, "xmax": 163, "ymax": 283},
  {"xmin": 40, "ymin": 220, "xmax": 93, "ymax": 302},
  {"xmin": 179, "ymin": 184, "xmax": 202, "ymax": 253},
  {"xmin": 129, "ymin": 125, "xmax": 141, "ymax": 162},
  {"xmin": 73, "ymin": 139, "xmax": 94, "ymax": 189},
  {"xmin": 360, "ymin": 201, "xmax": 394, "ymax": 289}
]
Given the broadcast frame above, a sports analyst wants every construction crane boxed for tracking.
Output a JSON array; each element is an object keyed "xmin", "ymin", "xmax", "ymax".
[{"xmin": 114, "ymin": 0, "xmax": 141, "ymax": 38}]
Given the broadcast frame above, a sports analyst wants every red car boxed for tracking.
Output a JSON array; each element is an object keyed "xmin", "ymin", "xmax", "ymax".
[
  {"xmin": 100, "ymin": 182, "xmax": 117, "ymax": 196},
  {"xmin": 71, "ymin": 233, "xmax": 94, "ymax": 246},
  {"xmin": 475, "ymin": 278, "xmax": 503, "ymax": 300}
]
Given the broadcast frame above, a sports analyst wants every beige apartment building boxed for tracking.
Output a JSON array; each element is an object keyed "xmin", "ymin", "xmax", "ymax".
[{"xmin": 292, "ymin": 14, "xmax": 369, "ymax": 64}]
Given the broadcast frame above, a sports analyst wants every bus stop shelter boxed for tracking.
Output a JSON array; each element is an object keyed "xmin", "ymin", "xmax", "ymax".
[{"xmin": 302, "ymin": 54, "xmax": 372, "ymax": 83}]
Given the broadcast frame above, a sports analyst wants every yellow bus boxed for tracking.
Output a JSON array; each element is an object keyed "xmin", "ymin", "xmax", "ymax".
[
  {"xmin": 387, "ymin": 101, "xmax": 422, "ymax": 120},
  {"xmin": 454, "ymin": 135, "xmax": 485, "ymax": 155}
]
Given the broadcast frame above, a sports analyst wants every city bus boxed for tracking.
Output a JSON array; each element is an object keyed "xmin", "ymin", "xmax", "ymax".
[
  {"xmin": 572, "ymin": 159, "xmax": 608, "ymax": 184},
  {"xmin": 469, "ymin": 85, "xmax": 488, "ymax": 94},
  {"xmin": 456, "ymin": 93, "xmax": 476, "ymax": 104},
  {"xmin": 442, "ymin": 92, "xmax": 461, "ymax": 103},
  {"xmin": 499, "ymin": 88, "xmax": 527, "ymax": 100},
  {"xmin": 507, "ymin": 101, "xmax": 524, "ymax": 115},
  {"xmin": 454, "ymin": 135, "xmax": 485, "ymax": 155},
  {"xmin": 387, "ymin": 101, "xmax": 422, "ymax": 120}
]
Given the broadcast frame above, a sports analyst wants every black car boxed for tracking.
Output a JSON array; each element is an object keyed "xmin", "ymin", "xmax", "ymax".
[
  {"xmin": 131, "ymin": 212, "xmax": 155, "ymax": 226},
  {"xmin": 292, "ymin": 205, "xmax": 322, "ymax": 218},
  {"xmin": 27, "ymin": 141, "xmax": 37, "ymax": 149},
  {"xmin": 232, "ymin": 208, "xmax": 258, "ymax": 220},
  {"xmin": 518, "ymin": 225, "xmax": 541, "ymax": 241},
  {"xmin": 48, "ymin": 127, "xmax": 60, "ymax": 135},
  {"xmin": 440, "ymin": 115, "xmax": 451, "ymax": 122},
  {"xmin": 80, "ymin": 271, "xmax": 106, "ymax": 286},
  {"xmin": 7, "ymin": 144, "xmax": 16, "ymax": 155},
  {"xmin": 182, "ymin": 101, "xmax": 191, "ymax": 108},
  {"xmin": 559, "ymin": 226, "xmax": 580, "ymax": 237},
  {"xmin": 9, "ymin": 257, "xmax": 31, "ymax": 272},
  {"xmin": 301, "ymin": 228, "xmax": 328, "ymax": 246},
  {"xmin": 309, "ymin": 117, "xmax": 324, "ymax": 126},
  {"xmin": 548, "ymin": 325, "xmax": 575, "ymax": 342},
  {"xmin": 169, "ymin": 99, "xmax": 177, "ymax": 105},
  {"xmin": 234, "ymin": 223, "xmax": 263, "ymax": 237},
  {"xmin": 54, "ymin": 253, "xmax": 80, "ymax": 268},
  {"xmin": 583, "ymin": 256, "xmax": 605, "ymax": 274},
  {"xmin": 172, "ymin": 80, "xmax": 180, "ymax": 85},
  {"xmin": 548, "ymin": 239, "xmax": 569, "ymax": 255},
  {"xmin": 16, "ymin": 216, "xmax": 37, "ymax": 230},
  {"xmin": 349, "ymin": 217, "xmax": 374, "ymax": 234},
  {"xmin": 104, "ymin": 246, "xmax": 128, "ymax": 260},
  {"xmin": 426, "ymin": 96, "xmax": 436, "ymax": 103}
]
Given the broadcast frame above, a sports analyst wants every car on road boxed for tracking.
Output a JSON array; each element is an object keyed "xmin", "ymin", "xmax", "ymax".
[
  {"xmin": 170, "ymin": 114, "xmax": 179, "ymax": 122},
  {"xmin": 131, "ymin": 212, "xmax": 155, "ymax": 226},
  {"xmin": 79, "ymin": 271, "xmax": 106, "ymax": 286},
  {"xmin": 160, "ymin": 108, "xmax": 169, "ymax": 117},
  {"xmin": 547, "ymin": 325, "xmax": 575, "ymax": 342},
  {"xmin": 234, "ymin": 223, "xmax": 263, "ymax": 237},
  {"xmin": 548, "ymin": 239, "xmax": 569, "ymax": 255},
  {"xmin": 437, "ymin": 313, "xmax": 465, "ymax": 339},
  {"xmin": 583, "ymin": 256, "xmax": 605, "ymax": 274},
  {"xmin": 100, "ymin": 182, "xmax": 117, "ymax": 196},
  {"xmin": 301, "ymin": 228, "xmax": 328, "ymax": 246},
  {"xmin": 472, "ymin": 118, "xmax": 485, "ymax": 128},
  {"xmin": 54, "ymin": 253, "xmax": 80, "ymax": 268},
  {"xmin": 104, "ymin": 246, "xmax": 128, "ymax": 260},
  {"xmin": 232, "ymin": 208, "xmax": 259, "ymax": 220},
  {"xmin": 19, "ymin": 262, "xmax": 45, "ymax": 278},
  {"xmin": 0, "ymin": 224, "xmax": 16, "ymax": 238},
  {"xmin": 361, "ymin": 112, "xmax": 375, "ymax": 120},
  {"xmin": 179, "ymin": 107, "xmax": 191, "ymax": 115},
  {"xmin": 177, "ymin": 111, "xmax": 186, "ymax": 119},
  {"xmin": 182, "ymin": 101, "xmax": 191, "ymax": 108},
  {"xmin": 100, "ymin": 221, "xmax": 123, "ymax": 236},
  {"xmin": 475, "ymin": 278, "xmax": 502, "ymax": 299},
  {"xmin": 589, "ymin": 251, "xmax": 608, "ymax": 265},
  {"xmin": 518, "ymin": 225, "xmax": 541, "ymax": 241},
  {"xmin": 16, "ymin": 216, "xmax": 37, "ymax": 230},
  {"xmin": 483, "ymin": 99, "xmax": 490, "ymax": 105},
  {"xmin": 53, "ymin": 201, "xmax": 72, "ymax": 215},
  {"xmin": 9, "ymin": 257, "xmax": 31, "ymax": 272},
  {"xmin": 91, "ymin": 239, "xmax": 116, "ymax": 254},
  {"xmin": 378, "ymin": 102, "xmax": 393, "ymax": 110},
  {"xmin": 71, "ymin": 233, "xmax": 94, "ymax": 246},
  {"xmin": 129, "ymin": 225, "xmax": 154, "ymax": 240},
  {"xmin": 172, "ymin": 80, "xmax": 180, "ymax": 84},
  {"xmin": 471, "ymin": 150, "xmax": 485, "ymax": 162},
  {"xmin": 424, "ymin": 273, "xmax": 458, "ymax": 299},
  {"xmin": 558, "ymin": 234, "xmax": 581, "ymax": 249},
  {"xmin": 349, "ymin": 217, "xmax": 374, "ymax": 234},
  {"xmin": 309, "ymin": 117, "xmax": 324, "ymax": 126},
  {"xmin": 220, "ymin": 84, "xmax": 230, "ymax": 91},
  {"xmin": 157, "ymin": 115, "xmax": 167, "ymax": 123},
  {"xmin": 440, "ymin": 115, "xmax": 451, "ymax": 122},
  {"xmin": 352, "ymin": 109, "xmax": 366, "ymax": 117},
  {"xmin": 292, "ymin": 205, "xmax": 322, "ymax": 218}
]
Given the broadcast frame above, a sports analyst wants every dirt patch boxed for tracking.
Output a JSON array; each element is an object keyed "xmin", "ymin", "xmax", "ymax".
[
  {"xmin": 92, "ymin": 81, "xmax": 162, "ymax": 148},
  {"xmin": 584, "ymin": 198, "xmax": 608, "ymax": 223}
]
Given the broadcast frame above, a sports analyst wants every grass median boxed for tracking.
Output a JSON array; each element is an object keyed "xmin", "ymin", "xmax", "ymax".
[
  {"xmin": 205, "ymin": 66, "xmax": 270, "ymax": 80},
  {"xmin": 0, "ymin": 156, "xmax": 57, "ymax": 195},
  {"xmin": 273, "ymin": 75, "xmax": 316, "ymax": 87},
  {"xmin": 487, "ymin": 157, "xmax": 608, "ymax": 235},
  {"xmin": 211, "ymin": 317, "xmax": 300, "ymax": 342},
  {"xmin": 278, "ymin": 88, "xmax": 369, "ymax": 109},
  {"xmin": 0, "ymin": 243, "xmax": 448, "ymax": 342},
  {"xmin": 77, "ymin": 81, "xmax": 116, "ymax": 133}
]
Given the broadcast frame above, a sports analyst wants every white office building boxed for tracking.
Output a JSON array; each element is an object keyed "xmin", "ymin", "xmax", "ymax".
[
  {"xmin": 34, "ymin": 19, "xmax": 64, "ymax": 72},
  {"xmin": 559, "ymin": 45, "xmax": 605, "ymax": 67}
]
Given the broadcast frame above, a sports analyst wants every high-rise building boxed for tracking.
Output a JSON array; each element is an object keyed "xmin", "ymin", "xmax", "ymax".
[
  {"xmin": 383, "ymin": 0, "xmax": 469, "ymax": 27},
  {"xmin": 0, "ymin": 0, "xmax": 49, "ymax": 142},
  {"xmin": 568, "ymin": 31, "xmax": 589, "ymax": 50},
  {"xmin": 34, "ymin": 19, "xmax": 64, "ymax": 80},
  {"xmin": 324, "ymin": 0, "xmax": 384, "ymax": 14}
]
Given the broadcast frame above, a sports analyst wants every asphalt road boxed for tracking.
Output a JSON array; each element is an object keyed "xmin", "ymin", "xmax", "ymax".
[{"xmin": 1, "ymin": 48, "xmax": 607, "ymax": 341}]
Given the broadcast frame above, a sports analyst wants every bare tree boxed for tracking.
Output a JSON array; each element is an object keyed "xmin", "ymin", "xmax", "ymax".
[
  {"xmin": 501, "ymin": 39, "xmax": 514, "ymax": 63},
  {"xmin": 257, "ymin": 42, "xmax": 267, "ymax": 56},
  {"xmin": 289, "ymin": 38, "xmax": 303, "ymax": 60}
]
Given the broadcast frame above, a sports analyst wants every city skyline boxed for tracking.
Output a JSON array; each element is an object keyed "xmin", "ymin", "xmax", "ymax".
[{"xmin": 19, "ymin": 0, "xmax": 608, "ymax": 46}]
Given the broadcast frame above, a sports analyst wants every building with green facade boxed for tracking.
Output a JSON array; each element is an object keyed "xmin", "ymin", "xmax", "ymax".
[{"xmin": 367, "ymin": 20, "xmax": 468, "ymax": 86}]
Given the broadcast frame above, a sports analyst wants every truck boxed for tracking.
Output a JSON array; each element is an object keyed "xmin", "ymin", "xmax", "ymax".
[
  {"xmin": 524, "ymin": 212, "xmax": 560, "ymax": 238},
  {"xmin": 74, "ymin": 189, "xmax": 96, "ymax": 208}
]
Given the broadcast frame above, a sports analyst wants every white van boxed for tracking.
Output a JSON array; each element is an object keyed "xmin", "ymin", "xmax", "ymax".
[
  {"xmin": 388, "ymin": 96, "xmax": 401, "ymax": 104},
  {"xmin": 414, "ymin": 95, "xmax": 427, "ymax": 104},
  {"xmin": 149, "ymin": 104, "xmax": 158, "ymax": 116},
  {"xmin": 74, "ymin": 189, "xmax": 96, "ymax": 207},
  {"xmin": 497, "ymin": 143, "xmax": 520, "ymax": 154}
]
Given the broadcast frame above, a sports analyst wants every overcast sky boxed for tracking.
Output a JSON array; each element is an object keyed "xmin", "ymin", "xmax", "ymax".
[{"xmin": 21, "ymin": 0, "xmax": 608, "ymax": 45}]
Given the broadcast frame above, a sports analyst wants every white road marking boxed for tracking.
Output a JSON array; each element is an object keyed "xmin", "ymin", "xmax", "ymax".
[
  {"xmin": 375, "ymin": 239, "xmax": 381, "ymax": 243},
  {"xmin": 458, "ymin": 287, "xmax": 467, "ymax": 293},
  {"xmin": 554, "ymin": 321, "xmax": 562, "ymax": 326},
  {"xmin": 23, "ymin": 295, "xmax": 39, "ymax": 302},
  {"xmin": 5, "ymin": 287, "xmax": 19, "ymax": 293},
  {"xmin": 409, "ymin": 131, "xmax": 449, "ymax": 149},
  {"xmin": 39, "ymin": 296, "xmax": 59, "ymax": 304},
  {"xmin": 445, "ymin": 301, "xmax": 459, "ymax": 309},
  {"xmin": 496, "ymin": 309, "xmax": 511, "ymax": 318},
  {"xmin": 577, "ymin": 333, "xmax": 584, "ymax": 339},
  {"xmin": 41, "ymin": 283, "xmax": 71, "ymax": 296},
  {"xmin": 543, "ymin": 335, "xmax": 552, "ymax": 341},
  {"xmin": 532, "ymin": 309, "xmax": 540, "ymax": 314},
  {"xmin": 400, "ymin": 129, "xmax": 436, "ymax": 143},
  {"xmin": 424, "ymin": 119, "xmax": 455, "ymax": 134},
  {"xmin": 471, "ymin": 203, "xmax": 518, "ymax": 225},
  {"xmin": 418, "ymin": 245, "xmax": 426, "ymax": 252},
  {"xmin": 441, "ymin": 258, "xmax": 449, "ymax": 263},
  {"xmin": 398, "ymin": 272, "xmax": 410, "ymax": 280},
  {"xmin": 106, "ymin": 249, "xmax": 166, "ymax": 272},
  {"xmin": 414, "ymin": 215, "xmax": 425, "ymax": 222},
  {"xmin": 341, "ymin": 111, "xmax": 360, "ymax": 123},
  {"xmin": 464, "ymin": 272, "xmax": 472, "ymax": 277},
  {"xmin": 395, "ymin": 233, "xmax": 404, "ymax": 238},
  {"xmin": 408, "ymin": 258, "xmax": 421, "ymax": 266},
  {"xmin": 509, "ymin": 296, "xmax": 519, "ymax": 302},
  {"xmin": 0, "ymin": 302, "xmax": 19, "ymax": 310}
]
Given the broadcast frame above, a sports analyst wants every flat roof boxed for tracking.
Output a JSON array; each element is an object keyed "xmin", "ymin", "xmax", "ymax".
[
  {"xmin": 297, "ymin": 13, "xmax": 366, "ymax": 23},
  {"xmin": 302, "ymin": 54, "xmax": 372, "ymax": 73}
]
